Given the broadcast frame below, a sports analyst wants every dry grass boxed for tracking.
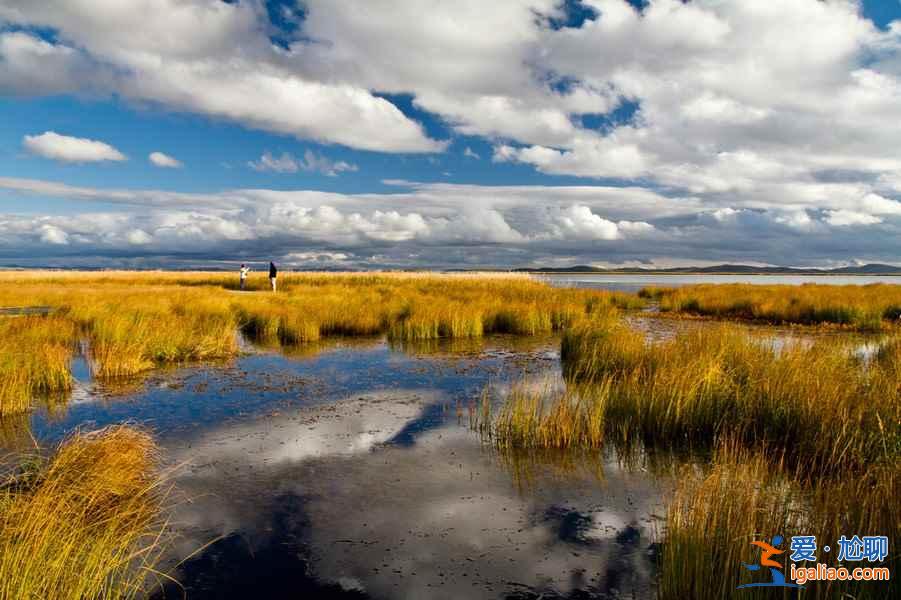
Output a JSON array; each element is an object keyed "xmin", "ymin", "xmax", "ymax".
[
  {"xmin": 0, "ymin": 425, "xmax": 170, "ymax": 599},
  {"xmin": 643, "ymin": 283, "xmax": 901, "ymax": 331},
  {"xmin": 0, "ymin": 271, "xmax": 638, "ymax": 414},
  {"xmin": 476, "ymin": 379, "xmax": 609, "ymax": 450},
  {"xmin": 660, "ymin": 443, "xmax": 898, "ymax": 600},
  {"xmin": 559, "ymin": 319, "xmax": 898, "ymax": 477},
  {"xmin": 0, "ymin": 316, "xmax": 76, "ymax": 415}
]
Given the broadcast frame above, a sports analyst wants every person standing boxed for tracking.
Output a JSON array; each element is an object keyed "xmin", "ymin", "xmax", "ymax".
[
  {"xmin": 269, "ymin": 261, "xmax": 278, "ymax": 292},
  {"xmin": 239, "ymin": 264, "xmax": 250, "ymax": 290}
]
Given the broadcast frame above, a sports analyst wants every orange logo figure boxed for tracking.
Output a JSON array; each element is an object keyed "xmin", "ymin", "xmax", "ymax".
[
  {"xmin": 751, "ymin": 539, "xmax": 784, "ymax": 568},
  {"xmin": 738, "ymin": 535, "xmax": 802, "ymax": 589}
]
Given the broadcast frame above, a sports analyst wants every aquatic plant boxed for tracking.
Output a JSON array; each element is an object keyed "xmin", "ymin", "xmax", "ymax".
[
  {"xmin": 0, "ymin": 426, "xmax": 170, "ymax": 599},
  {"xmin": 0, "ymin": 315, "xmax": 76, "ymax": 415},
  {"xmin": 477, "ymin": 379, "xmax": 608, "ymax": 450},
  {"xmin": 561, "ymin": 321, "xmax": 899, "ymax": 476},
  {"xmin": 0, "ymin": 271, "xmax": 642, "ymax": 413},
  {"xmin": 660, "ymin": 444, "xmax": 898, "ymax": 600},
  {"xmin": 646, "ymin": 283, "xmax": 901, "ymax": 331}
]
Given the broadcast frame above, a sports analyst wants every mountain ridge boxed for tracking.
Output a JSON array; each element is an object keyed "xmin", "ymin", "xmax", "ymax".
[{"xmin": 512, "ymin": 263, "xmax": 901, "ymax": 275}]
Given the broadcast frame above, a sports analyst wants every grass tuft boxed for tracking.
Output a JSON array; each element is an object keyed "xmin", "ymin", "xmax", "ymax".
[
  {"xmin": 0, "ymin": 425, "xmax": 170, "ymax": 599},
  {"xmin": 647, "ymin": 283, "xmax": 901, "ymax": 331}
]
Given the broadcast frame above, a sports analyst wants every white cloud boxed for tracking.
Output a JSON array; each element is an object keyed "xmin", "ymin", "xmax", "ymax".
[
  {"xmin": 126, "ymin": 228, "xmax": 152, "ymax": 244},
  {"xmin": 773, "ymin": 210, "xmax": 815, "ymax": 231},
  {"xmin": 463, "ymin": 147, "xmax": 480, "ymax": 159},
  {"xmin": 149, "ymin": 151, "xmax": 182, "ymax": 168},
  {"xmin": 548, "ymin": 205, "xmax": 655, "ymax": 241},
  {"xmin": 0, "ymin": 177, "xmax": 898, "ymax": 268},
  {"xmin": 0, "ymin": 1, "xmax": 443, "ymax": 153},
  {"xmin": 0, "ymin": 31, "xmax": 110, "ymax": 96},
  {"xmin": 23, "ymin": 131, "xmax": 126, "ymax": 163},
  {"xmin": 4, "ymin": 1, "xmax": 901, "ymax": 266},
  {"xmin": 38, "ymin": 224, "xmax": 69, "ymax": 245},
  {"xmin": 249, "ymin": 151, "xmax": 358, "ymax": 177},
  {"xmin": 824, "ymin": 209, "xmax": 884, "ymax": 227}
]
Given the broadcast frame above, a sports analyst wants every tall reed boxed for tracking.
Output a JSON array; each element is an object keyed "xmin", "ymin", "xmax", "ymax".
[
  {"xmin": 660, "ymin": 444, "xmax": 898, "ymax": 600},
  {"xmin": 646, "ymin": 283, "xmax": 901, "ymax": 331},
  {"xmin": 0, "ymin": 426, "xmax": 170, "ymax": 599},
  {"xmin": 477, "ymin": 379, "xmax": 608, "ymax": 450},
  {"xmin": 0, "ymin": 315, "xmax": 76, "ymax": 415},
  {"xmin": 561, "ymin": 320, "xmax": 899, "ymax": 477},
  {"xmin": 0, "ymin": 272, "xmax": 642, "ymax": 414}
]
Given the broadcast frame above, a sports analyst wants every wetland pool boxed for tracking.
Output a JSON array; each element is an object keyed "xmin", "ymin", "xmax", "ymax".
[
  {"xmin": 2, "ymin": 308, "xmax": 888, "ymax": 599},
  {"xmin": 4, "ymin": 335, "xmax": 665, "ymax": 600}
]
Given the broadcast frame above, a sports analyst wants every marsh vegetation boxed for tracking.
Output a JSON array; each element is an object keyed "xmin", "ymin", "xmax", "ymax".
[
  {"xmin": 642, "ymin": 282, "xmax": 901, "ymax": 331},
  {"xmin": 477, "ymin": 314, "xmax": 899, "ymax": 598},
  {"xmin": 0, "ymin": 271, "xmax": 898, "ymax": 598},
  {"xmin": 0, "ymin": 426, "xmax": 168, "ymax": 599},
  {"xmin": 0, "ymin": 271, "xmax": 637, "ymax": 416}
]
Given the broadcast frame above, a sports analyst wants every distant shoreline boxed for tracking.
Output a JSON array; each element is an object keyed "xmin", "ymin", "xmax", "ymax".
[{"xmin": 525, "ymin": 271, "xmax": 901, "ymax": 276}]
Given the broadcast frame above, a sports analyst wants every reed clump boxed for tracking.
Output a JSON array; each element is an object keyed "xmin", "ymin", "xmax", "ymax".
[
  {"xmin": 0, "ymin": 425, "xmax": 169, "ymax": 599},
  {"xmin": 477, "ymin": 379, "xmax": 608, "ymax": 450},
  {"xmin": 646, "ymin": 283, "xmax": 901, "ymax": 331},
  {"xmin": 561, "ymin": 320, "xmax": 898, "ymax": 476},
  {"xmin": 0, "ymin": 315, "xmax": 77, "ymax": 415},
  {"xmin": 0, "ymin": 271, "xmax": 641, "ymax": 413},
  {"xmin": 70, "ymin": 291, "xmax": 239, "ymax": 378},
  {"xmin": 660, "ymin": 444, "xmax": 898, "ymax": 600}
]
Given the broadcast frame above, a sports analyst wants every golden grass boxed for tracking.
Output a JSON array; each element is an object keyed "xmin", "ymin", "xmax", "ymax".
[
  {"xmin": 476, "ymin": 379, "xmax": 608, "ymax": 450},
  {"xmin": 660, "ymin": 443, "xmax": 898, "ymax": 600},
  {"xmin": 0, "ymin": 271, "xmax": 639, "ymax": 414},
  {"xmin": 0, "ymin": 425, "xmax": 169, "ymax": 599},
  {"xmin": 561, "ymin": 319, "xmax": 899, "ymax": 476},
  {"xmin": 643, "ymin": 283, "xmax": 901, "ymax": 331},
  {"xmin": 0, "ymin": 316, "xmax": 76, "ymax": 415}
]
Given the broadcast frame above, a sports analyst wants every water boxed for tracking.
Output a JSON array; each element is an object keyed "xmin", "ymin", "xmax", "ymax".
[
  {"xmin": 3, "ymin": 336, "xmax": 664, "ymax": 599},
  {"xmin": 540, "ymin": 273, "xmax": 901, "ymax": 293},
  {"xmin": 3, "ymin": 274, "xmax": 890, "ymax": 598}
]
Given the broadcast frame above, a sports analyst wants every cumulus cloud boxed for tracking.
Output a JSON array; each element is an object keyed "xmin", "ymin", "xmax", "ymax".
[
  {"xmin": 3, "ymin": 1, "xmax": 901, "ymax": 266},
  {"xmin": 23, "ymin": 131, "xmax": 126, "ymax": 163},
  {"xmin": 0, "ymin": 0, "xmax": 444, "ymax": 153},
  {"xmin": 3, "ymin": 178, "xmax": 898, "ymax": 268},
  {"xmin": 149, "ymin": 151, "xmax": 182, "ymax": 168},
  {"xmin": 248, "ymin": 151, "xmax": 358, "ymax": 177},
  {"xmin": 548, "ymin": 205, "xmax": 654, "ymax": 240},
  {"xmin": 824, "ymin": 209, "xmax": 884, "ymax": 227}
]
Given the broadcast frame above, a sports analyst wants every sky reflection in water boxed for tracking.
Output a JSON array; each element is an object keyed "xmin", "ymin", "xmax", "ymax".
[{"xmin": 4, "ymin": 335, "xmax": 663, "ymax": 599}]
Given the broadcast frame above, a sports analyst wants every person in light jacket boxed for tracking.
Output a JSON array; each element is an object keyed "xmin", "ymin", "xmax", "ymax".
[
  {"xmin": 239, "ymin": 264, "xmax": 250, "ymax": 290},
  {"xmin": 269, "ymin": 261, "xmax": 278, "ymax": 292}
]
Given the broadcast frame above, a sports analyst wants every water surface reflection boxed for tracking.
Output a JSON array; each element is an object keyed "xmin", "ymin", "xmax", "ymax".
[{"xmin": 157, "ymin": 392, "xmax": 663, "ymax": 599}]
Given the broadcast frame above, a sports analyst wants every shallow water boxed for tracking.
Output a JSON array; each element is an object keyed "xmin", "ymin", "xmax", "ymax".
[
  {"xmin": 540, "ymin": 273, "xmax": 901, "ymax": 293},
  {"xmin": 3, "ymin": 335, "xmax": 664, "ymax": 599},
  {"xmin": 1, "ymin": 309, "xmax": 887, "ymax": 598}
]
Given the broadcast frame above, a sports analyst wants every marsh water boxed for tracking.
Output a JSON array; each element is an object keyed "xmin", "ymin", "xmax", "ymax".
[
  {"xmin": 1, "ymin": 275, "xmax": 893, "ymax": 599},
  {"xmin": 540, "ymin": 272, "xmax": 901, "ymax": 292}
]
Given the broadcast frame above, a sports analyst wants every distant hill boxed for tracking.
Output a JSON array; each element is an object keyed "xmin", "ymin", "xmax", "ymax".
[{"xmin": 513, "ymin": 263, "xmax": 901, "ymax": 275}]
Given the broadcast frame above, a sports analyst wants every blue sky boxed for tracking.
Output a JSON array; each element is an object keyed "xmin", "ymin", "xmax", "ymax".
[{"xmin": 1, "ymin": 1, "xmax": 901, "ymax": 268}]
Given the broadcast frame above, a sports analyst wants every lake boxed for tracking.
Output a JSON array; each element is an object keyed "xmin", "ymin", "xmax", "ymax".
[
  {"xmin": 540, "ymin": 273, "xmax": 901, "ymax": 292},
  {"xmin": 1, "ymin": 276, "xmax": 893, "ymax": 599}
]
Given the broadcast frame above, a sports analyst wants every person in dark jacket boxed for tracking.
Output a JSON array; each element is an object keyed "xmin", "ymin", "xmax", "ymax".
[{"xmin": 269, "ymin": 261, "xmax": 278, "ymax": 292}]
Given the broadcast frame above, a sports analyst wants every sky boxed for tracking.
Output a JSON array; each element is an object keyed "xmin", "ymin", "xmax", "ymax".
[{"xmin": 1, "ymin": 0, "xmax": 901, "ymax": 269}]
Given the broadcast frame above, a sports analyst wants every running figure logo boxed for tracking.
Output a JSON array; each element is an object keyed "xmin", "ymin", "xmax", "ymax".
[{"xmin": 737, "ymin": 535, "xmax": 804, "ymax": 589}]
